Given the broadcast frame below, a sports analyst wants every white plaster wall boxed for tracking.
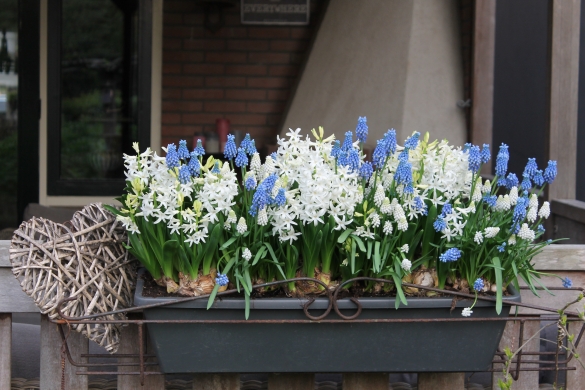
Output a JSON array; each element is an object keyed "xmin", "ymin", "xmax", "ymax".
[{"xmin": 281, "ymin": 0, "xmax": 466, "ymax": 148}]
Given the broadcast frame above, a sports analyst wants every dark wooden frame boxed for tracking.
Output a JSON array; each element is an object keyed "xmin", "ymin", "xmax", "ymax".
[{"xmin": 46, "ymin": 0, "xmax": 152, "ymax": 196}]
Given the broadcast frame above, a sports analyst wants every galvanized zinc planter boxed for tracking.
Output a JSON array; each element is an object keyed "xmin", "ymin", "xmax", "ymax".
[{"xmin": 134, "ymin": 270, "xmax": 521, "ymax": 374}]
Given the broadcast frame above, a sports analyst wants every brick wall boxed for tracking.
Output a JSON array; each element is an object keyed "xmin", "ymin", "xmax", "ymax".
[{"xmin": 162, "ymin": 0, "xmax": 325, "ymax": 153}]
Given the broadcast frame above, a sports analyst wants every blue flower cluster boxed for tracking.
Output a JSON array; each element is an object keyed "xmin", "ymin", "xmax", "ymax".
[
  {"xmin": 414, "ymin": 196, "xmax": 427, "ymax": 215},
  {"xmin": 496, "ymin": 143, "xmax": 509, "ymax": 185},
  {"xmin": 467, "ymin": 145, "xmax": 481, "ymax": 173},
  {"xmin": 215, "ymin": 273, "xmax": 229, "ymax": 287},
  {"xmin": 497, "ymin": 242, "xmax": 506, "ymax": 252},
  {"xmin": 177, "ymin": 140, "xmax": 190, "ymax": 159},
  {"xmin": 356, "ymin": 116, "xmax": 368, "ymax": 144},
  {"xmin": 433, "ymin": 203, "xmax": 452, "ymax": 232},
  {"xmin": 166, "ymin": 139, "xmax": 207, "ymax": 178},
  {"xmin": 480, "ymin": 144, "xmax": 491, "ymax": 164},
  {"xmin": 211, "ymin": 161, "xmax": 221, "ymax": 174},
  {"xmin": 166, "ymin": 143, "xmax": 179, "ymax": 169},
  {"xmin": 188, "ymin": 154, "xmax": 200, "ymax": 176},
  {"xmin": 483, "ymin": 194, "xmax": 497, "ymax": 208},
  {"xmin": 543, "ymin": 160, "xmax": 557, "ymax": 184},
  {"xmin": 473, "ymin": 278, "xmax": 484, "ymax": 292},
  {"xmin": 359, "ymin": 161, "xmax": 373, "ymax": 181},
  {"xmin": 394, "ymin": 160, "xmax": 414, "ymax": 194},
  {"xmin": 178, "ymin": 165, "xmax": 191, "ymax": 184},
  {"xmin": 404, "ymin": 132, "xmax": 420, "ymax": 149},
  {"xmin": 331, "ymin": 140, "xmax": 341, "ymax": 159},
  {"xmin": 562, "ymin": 277, "xmax": 573, "ymax": 288},
  {"xmin": 240, "ymin": 133, "xmax": 257, "ymax": 155},
  {"xmin": 193, "ymin": 140, "xmax": 205, "ymax": 157},
  {"xmin": 245, "ymin": 175, "xmax": 257, "ymax": 190},
  {"xmin": 274, "ymin": 188, "xmax": 286, "ymax": 207},
  {"xmin": 224, "ymin": 134, "xmax": 237, "ymax": 160},
  {"xmin": 439, "ymin": 248, "xmax": 461, "ymax": 263},
  {"xmin": 505, "ymin": 173, "xmax": 519, "ymax": 189},
  {"xmin": 372, "ymin": 129, "xmax": 397, "ymax": 168},
  {"xmin": 235, "ymin": 147, "xmax": 248, "ymax": 168},
  {"xmin": 249, "ymin": 174, "xmax": 279, "ymax": 216}
]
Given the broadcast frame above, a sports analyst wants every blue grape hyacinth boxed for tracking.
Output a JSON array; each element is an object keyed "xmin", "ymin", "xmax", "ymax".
[
  {"xmin": 193, "ymin": 139, "xmax": 205, "ymax": 157},
  {"xmin": 356, "ymin": 116, "xmax": 368, "ymax": 144},
  {"xmin": 235, "ymin": 147, "xmax": 248, "ymax": 168},
  {"xmin": 359, "ymin": 161, "xmax": 373, "ymax": 181},
  {"xmin": 215, "ymin": 273, "xmax": 229, "ymax": 287},
  {"xmin": 562, "ymin": 277, "xmax": 572, "ymax": 288},
  {"xmin": 495, "ymin": 143, "xmax": 509, "ymax": 182},
  {"xmin": 544, "ymin": 160, "xmax": 557, "ymax": 184},
  {"xmin": 480, "ymin": 144, "xmax": 491, "ymax": 164},
  {"xmin": 177, "ymin": 140, "xmax": 190, "ymax": 160},
  {"xmin": 468, "ymin": 145, "xmax": 481, "ymax": 173},
  {"xmin": 188, "ymin": 153, "xmax": 200, "ymax": 176},
  {"xmin": 165, "ymin": 143, "xmax": 179, "ymax": 169},
  {"xmin": 473, "ymin": 278, "xmax": 485, "ymax": 292},
  {"xmin": 341, "ymin": 131, "xmax": 353, "ymax": 151},
  {"xmin": 178, "ymin": 165, "xmax": 191, "ymax": 184},
  {"xmin": 439, "ymin": 248, "xmax": 462, "ymax": 263},
  {"xmin": 224, "ymin": 134, "xmax": 237, "ymax": 160},
  {"xmin": 331, "ymin": 140, "xmax": 341, "ymax": 159}
]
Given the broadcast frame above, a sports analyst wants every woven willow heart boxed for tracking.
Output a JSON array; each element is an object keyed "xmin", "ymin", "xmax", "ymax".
[{"xmin": 9, "ymin": 203, "xmax": 136, "ymax": 353}]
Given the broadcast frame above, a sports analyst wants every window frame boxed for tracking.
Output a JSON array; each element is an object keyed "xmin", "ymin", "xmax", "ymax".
[{"xmin": 46, "ymin": 0, "xmax": 152, "ymax": 196}]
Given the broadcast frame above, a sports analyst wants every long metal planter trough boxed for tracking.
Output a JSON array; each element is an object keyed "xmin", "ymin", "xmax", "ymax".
[{"xmin": 133, "ymin": 271, "xmax": 522, "ymax": 374}]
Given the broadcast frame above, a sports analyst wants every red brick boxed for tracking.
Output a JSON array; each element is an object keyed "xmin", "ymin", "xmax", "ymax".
[
  {"xmin": 163, "ymin": 38, "xmax": 182, "ymax": 50},
  {"xmin": 225, "ymin": 89, "xmax": 267, "ymax": 100},
  {"xmin": 248, "ymin": 27, "xmax": 290, "ymax": 39},
  {"xmin": 268, "ymin": 90, "xmax": 289, "ymax": 101},
  {"xmin": 165, "ymin": 26, "xmax": 192, "ymax": 38},
  {"xmin": 229, "ymin": 114, "xmax": 267, "ymax": 126},
  {"xmin": 163, "ymin": 63, "xmax": 182, "ymax": 74},
  {"xmin": 162, "ymin": 88, "xmax": 182, "ymax": 100},
  {"xmin": 269, "ymin": 65, "xmax": 298, "ymax": 77},
  {"xmin": 206, "ymin": 52, "xmax": 248, "ymax": 63},
  {"xmin": 244, "ymin": 126, "xmax": 275, "ymax": 138},
  {"xmin": 182, "ymin": 113, "xmax": 220, "ymax": 124},
  {"xmin": 163, "ymin": 101, "xmax": 203, "ymax": 112},
  {"xmin": 163, "ymin": 75, "xmax": 204, "ymax": 87},
  {"xmin": 247, "ymin": 77, "xmax": 290, "ymax": 89},
  {"xmin": 204, "ymin": 101, "xmax": 247, "ymax": 113},
  {"xmin": 266, "ymin": 114, "xmax": 281, "ymax": 126},
  {"xmin": 183, "ymin": 63, "xmax": 225, "ymax": 75},
  {"xmin": 248, "ymin": 52, "xmax": 290, "ymax": 64},
  {"xmin": 205, "ymin": 76, "xmax": 246, "ymax": 87},
  {"xmin": 164, "ymin": 51, "xmax": 204, "ymax": 63},
  {"xmin": 162, "ymin": 113, "xmax": 181, "ymax": 124},
  {"xmin": 226, "ymin": 40, "xmax": 269, "ymax": 51},
  {"xmin": 162, "ymin": 125, "xmax": 203, "ymax": 137},
  {"xmin": 183, "ymin": 88, "xmax": 225, "ymax": 100},
  {"xmin": 183, "ymin": 39, "xmax": 226, "ymax": 51},
  {"xmin": 269, "ymin": 40, "xmax": 308, "ymax": 52},
  {"xmin": 290, "ymin": 27, "xmax": 312, "ymax": 39},
  {"xmin": 204, "ymin": 27, "xmax": 248, "ymax": 38},
  {"xmin": 247, "ymin": 102, "xmax": 285, "ymax": 114},
  {"xmin": 225, "ymin": 64, "xmax": 267, "ymax": 76}
]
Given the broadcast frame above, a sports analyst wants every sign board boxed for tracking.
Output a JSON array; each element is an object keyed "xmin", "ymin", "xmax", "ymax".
[{"xmin": 241, "ymin": 0, "xmax": 310, "ymax": 25}]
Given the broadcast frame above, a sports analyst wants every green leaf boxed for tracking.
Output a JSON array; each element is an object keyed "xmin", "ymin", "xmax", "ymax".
[
  {"xmin": 206, "ymin": 257, "xmax": 236, "ymax": 310},
  {"xmin": 220, "ymin": 237, "xmax": 237, "ymax": 250},
  {"xmin": 351, "ymin": 235, "xmax": 366, "ymax": 252},
  {"xmin": 350, "ymin": 239, "xmax": 357, "ymax": 274},
  {"xmin": 337, "ymin": 229, "xmax": 354, "ymax": 243},
  {"xmin": 251, "ymin": 246, "xmax": 267, "ymax": 266},
  {"xmin": 492, "ymin": 257, "xmax": 503, "ymax": 314},
  {"xmin": 367, "ymin": 240, "xmax": 373, "ymax": 260},
  {"xmin": 373, "ymin": 241, "xmax": 381, "ymax": 273},
  {"xmin": 391, "ymin": 273, "xmax": 407, "ymax": 308}
]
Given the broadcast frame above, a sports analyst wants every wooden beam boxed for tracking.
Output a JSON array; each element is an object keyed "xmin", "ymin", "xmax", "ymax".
[
  {"xmin": 193, "ymin": 374, "xmax": 240, "ymax": 390},
  {"xmin": 343, "ymin": 373, "xmax": 388, "ymax": 390},
  {"xmin": 267, "ymin": 373, "xmax": 313, "ymax": 390},
  {"xmin": 471, "ymin": 0, "xmax": 496, "ymax": 174},
  {"xmin": 0, "ymin": 314, "xmax": 11, "ymax": 390},
  {"xmin": 418, "ymin": 372, "xmax": 464, "ymax": 390},
  {"xmin": 547, "ymin": 0, "xmax": 581, "ymax": 201}
]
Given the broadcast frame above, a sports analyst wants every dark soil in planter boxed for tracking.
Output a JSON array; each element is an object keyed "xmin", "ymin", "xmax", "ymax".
[{"xmin": 139, "ymin": 271, "xmax": 510, "ymax": 300}]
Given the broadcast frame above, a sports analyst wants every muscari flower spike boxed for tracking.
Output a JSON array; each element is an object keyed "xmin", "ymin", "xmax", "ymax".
[
  {"xmin": 394, "ymin": 160, "xmax": 413, "ymax": 192},
  {"xmin": 178, "ymin": 165, "xmax": 191, "ymax": 184},
  {"xmin": 404, "ymin": 131, "xmax": 420, "ymax": 150},
  {"xmin": 414, "ymin": 196, "xmax": 428, "ymax": 215},
  {"xmin": 215, "ymin": 273, "xmax": 229, "ymax": 287},
  {"xmin": 439, "ymin": 248, "xmax": 462, "ymax": 263},
  {"xmin": 433, "ymin": 217, "xmax": 446, "ymax": 232},
  {"xmin": 341, "ymin": 131, "xmax": 353, "ymax": 151},
  {"xmin": 331, "ymin": 140, "xmax": 341, "ymax": 159},
  {"xmin": 473, "ymin": 278, "xmax": 484, "ymax": 292},
  {"xmin": 224, "ymin": 134, "xmax": 237, "ymax": 160},
  {"xmin": 356, "ymin": 116, "xmax": 368, "ymax": 144},
  {"xmin": 497, "ymin": 242, "xmax": 507, "ymax": 252},
  {"xmin": 520, "ymin": 174, "xmax": 532, "ymax": 191},
  {"xmin": 533, "ymin": 170, "xmax": 544, "ymax": 187},
  {"xmin": 495, "ymin": 143, "xmax": 509, "ymax": 184},
  {"xmin": 193, "ymin": 139, "xmax": 205, "ymax": 157},
  {"xmin": 245, "ymin": 175, "xmax": 257, "ymax": 190},
  {"xmin": 544, "ymin": 160, "xmax": 557, "ymax": 184},
  {"xmin": 240, "ymin": 133, "xmax": 252, "ymax": 151},
  {"xmin": 274, "ymin": 188, "xmax": 286, "ymax": 207},
  {"xmin": 347, "ymin": 149, "xmax": 360, "ymax": 172},
  {"xmin": 524, "ymin": 158, "xmax": 538, "ymax": 179},
  {"xmin": 249, "ymin": 174, "xmax": 278, "ymax": 216},
  {"xmin": 188, "ymin": 153, "xmax": 201, "ymax": 176},
  {"xmin": 247, "ymin": 139, "xmax": 257, "ymax": 155},
  {"xmin": 165, "ymin": 143, "xmax": 179, "ymax": 169},
  {"xmin": 177, "ymin": 140, "xmax": 190, "ymax": 160},
  {"xmin": 483, "ymin": 194, "xmax": 497, "ymax": 208},
  {"xmin": 506, "ymin": 173, "xmax": 519, "ymax": 189},
  {"xmin": 211, "ymin": 161, "xmax": 221, "ymax": 174},
  {"xmin": 359, "ymin": 161, "xmax": 373, "ymax": 181},
  {"xmin": 468, "ymin": 145, "xmax": 481, "ymax": 173},
  {"xmin": 562, "ymin": 277, "xmax": 573, "ymax": 288},
  {"xmin": 270, "ymin": 152, "xmax": 277, "ymax": 160},
  {"xmin": 235, "ymin": 147, "xmax": 249, "ymax": 168},
  {"xmin": 440, "ymin": 203, "xmax": 453, "ymax": 218},
  {"xmin": 480, "ymin": 144, "xmax": 491, "ymax": 164}
]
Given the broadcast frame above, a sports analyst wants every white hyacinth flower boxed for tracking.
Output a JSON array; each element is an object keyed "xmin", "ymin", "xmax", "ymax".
[
  {"xmin": 400, "ymin": 244, "xmax": 409, "ymax": 253},
  {"xmin": 383, "ymin": 220, "xmax": 393, "ymax": 235},
  {"xmin": 472, "ymin": 185, "xmax": 482, "ymax": 203},
  {"xmin": 397, "ymin": 217, "xmax": 408, "ymax": 232},
  {"xmin": 482, "ymin": 180, "xmax": 491, "ymax": 194},
  {"xmin": 380, "ymin": 198, "xmax": 392, "ymax": 215},
  {"xmin": 236, "ymin": 217, "xmax": 248, "ymax": 234},
  {"xmin": 529, "ymin": 193, "xmax": 538, "ymax": 208},
  {"xmin": 527, "ymin": 207, "xmax": 537, "ymax": 223},
  {"xmin": 242, "ymin": 248, "xmax": 252, "ymax": 261},
  {"xmin": 517, "ymin": 223, "xmax": 535, "ymax": 241},
  {"xmin": 474, "ymin": 231, "xmax": 483, "ymax": 245},
  {"xmin": 370, "ymin": 212, "xmax": 381, "ymax": 228},
  {"xmin": 226, "ymin": 209, "xmax": 237, "ymax": 224},
  {"xmin": 508, "ymin": 234, "xmax": 517, "ymax": 246},
  {"xmin": 539, "ymin": 201, "xmax": 550, "ymax": 219},
  {"xmin": 224, "ymin": 221, "xmax": 231, "ymax": 230},
  {"xmin": 484, "ymin": 227, "xmax": 500, "ymax": 238},
  {"xmin": 461, "ymin": 307, "xmax": 473, "ymax": 317},
  {"xmin": 509, "ymin": 187, "xmax": 518, "ymax": 206},
  {"xmin": 374, "ymin": 185, "xmax": 385, "ymax": 207},
  {"xmin": 257, "ymin": 208, "xmax": 268, "ymax": 226},
  {"xmin": 401, "ymin": 259, "xmax": 412, "ymax": 272}
]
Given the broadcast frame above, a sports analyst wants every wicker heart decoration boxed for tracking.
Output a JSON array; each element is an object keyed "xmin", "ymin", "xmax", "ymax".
[{"xmin": 9, "ymin": 203, "xmax": 136, "ymax": 353}]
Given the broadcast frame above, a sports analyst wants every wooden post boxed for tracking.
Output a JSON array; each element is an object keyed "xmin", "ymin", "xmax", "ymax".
[
  {"xmin": 267, "ymin": 373, "xmax": 314, "ymax": 390},
  {"xmin": 193, "ymin": 374, "xmax": 240, "ymax": 390},
  {"xmin": 472, "ymin": 0, "xmax": 497, "ymax": 175},
  {"xmin": 547, "ymin": 0, "xmax": 581, "ymax": 201},
  {"xmin": 117, "ymin": 318, "xmax": 165, "ymax": 389},
  {"xmin": 343, "ymin": 373, "xmax": 388, "ymax": 390},
  {"xmin": 418, "ymin": 372, "xmax": 464, "ymax": 390},
  {"xmin": 40, "ymin": 315, "xmax": 88, "ymax": 390},
  {"xmin": 492, "ymin": 320, "xmax": 540, "ymax": 390},
  {"xmin": 567, "ymin": 322, "xmax": 585, "ymax": 389},
  {"xmin": 0, "ymin": 313, "xmax": 11, "ymax": 390}
]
